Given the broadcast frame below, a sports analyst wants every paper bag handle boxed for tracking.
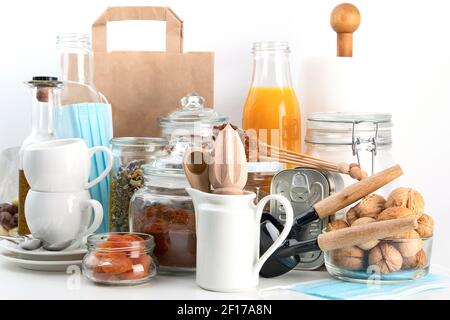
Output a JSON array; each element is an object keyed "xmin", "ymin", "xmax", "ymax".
[{"xmin": 92, "ymin": 6, "xmax": 183, "ymax": 53}]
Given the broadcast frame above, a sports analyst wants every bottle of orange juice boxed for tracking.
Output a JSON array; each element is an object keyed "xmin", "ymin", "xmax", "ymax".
[{"xmin": 243, "ymin": 42, "xmax": 301, "ymax": 159}]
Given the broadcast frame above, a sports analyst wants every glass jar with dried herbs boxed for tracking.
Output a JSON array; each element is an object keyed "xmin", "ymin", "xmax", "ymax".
[{"xmin": 109, "ymin": 138, "xmax": 168, "ymax": 232}]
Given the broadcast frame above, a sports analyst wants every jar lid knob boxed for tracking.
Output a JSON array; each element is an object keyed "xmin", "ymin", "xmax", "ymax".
[{"xmin": 180, "ymin": 92, "xmax": 205, "ymax": 111}]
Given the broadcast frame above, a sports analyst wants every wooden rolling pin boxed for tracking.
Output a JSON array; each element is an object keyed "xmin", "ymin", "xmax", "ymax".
[
  {"xmin": 294, "ymin": 165, "xmax": 403, "ymax": 226},
  {"xmin": 276, "ymin": 216, "xmax": 418, "ymax": 257},
  {"xmin": 318, "ymin": 216, "xmax": 418, "ymax": 251},
  {"xmin": 315, "ymin": 165, "xmax": 402, "ymax": 218}
]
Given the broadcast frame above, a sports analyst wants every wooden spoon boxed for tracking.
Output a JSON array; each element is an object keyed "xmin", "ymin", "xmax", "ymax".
[{"xmin": 183, "ymin": 147, "xmax": 211, "ymax": 193}]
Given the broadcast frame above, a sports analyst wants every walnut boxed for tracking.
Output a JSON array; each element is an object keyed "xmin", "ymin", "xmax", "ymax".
[
  {"xmin": 386, "ymin": 187, "xmax": 424, "ymax": 216},
  {"xmin": 326, "ymin": 220, "xmax": 349, "ymax": 232},
  {"xmin": 352, "ymin": 217, "xmax": 379, "ymax": 250},
  {"xmin": 391, "ymin": 230, "xmax": 423, "ymax": 257},
  {"xmin": 368, "ymin": 243, "xmax": 403, "ymax": 274},
  {"xmin": 330, "ymin": 246, "xmax": 365, "ymax": 271},
  {"xmin": 402, "ymin": 249, "xmax": 427, "ymax": 270},
  {"xmin": 416, "ymin": 213, "xmax": 434, "ymax": 238},
  {"xmin": 354, "ymin": 194, "xmax": 386, "ymax": 219},
  {"xmin": 345, "ymin": 206, "xmax": 358, "ymax": 225},
  {"xmin": 377, "ymin": 206, "xmax": 415, "ymax": 221}
]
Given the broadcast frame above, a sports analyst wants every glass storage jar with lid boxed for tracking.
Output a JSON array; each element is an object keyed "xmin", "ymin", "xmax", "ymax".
[
  {"xmin": 158, "ymin": 92, "xmax": 228, "ymax": 152},
  {"xmin": 129, "ymin": 151, "xmax": 196, "ymax": 272},
  {"xmin": 82, "ymin": 232, "xmax": 157, "ymax": 285},
  {"xmin": 109, "ymin": 138, "xmax": 168, "ymax": 232},
  {"xmin": 304, "ymin": 112, "xmax": 395, "ymax": 197}
]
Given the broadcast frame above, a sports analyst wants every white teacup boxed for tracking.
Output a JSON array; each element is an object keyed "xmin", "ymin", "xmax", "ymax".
[
  {"xmin": 25, "ymin": 190, "xmax": 103, "ymax": 246},
  {"xmin": 23, "ymin": 138, "xmax": 113, "ymax": 193}
]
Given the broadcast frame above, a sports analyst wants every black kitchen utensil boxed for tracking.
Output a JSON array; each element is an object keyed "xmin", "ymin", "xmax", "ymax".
[
  {"xmin": 259, "ymin": 165, "xmax": 403, "ymax": 278},
  {"xmin": 260, "ymin": 214, "xmax": 418, "ymax": 278}
]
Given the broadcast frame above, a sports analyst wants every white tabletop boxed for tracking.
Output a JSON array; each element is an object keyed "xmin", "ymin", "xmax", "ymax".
[{"xmin": 1, "ymin": 259, "xmax": 450, "ymax": 300}]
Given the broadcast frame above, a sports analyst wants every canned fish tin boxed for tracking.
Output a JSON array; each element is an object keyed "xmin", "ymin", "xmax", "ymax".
[{"xmin": 270, "ymin": 168, "xmax": 345, "ymax": 270}]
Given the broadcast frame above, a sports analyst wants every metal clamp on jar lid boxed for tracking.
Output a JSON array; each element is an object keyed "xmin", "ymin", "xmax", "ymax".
[{"xmin": 305, "ymin": 112, "xmax": 393, "ymax": 174}]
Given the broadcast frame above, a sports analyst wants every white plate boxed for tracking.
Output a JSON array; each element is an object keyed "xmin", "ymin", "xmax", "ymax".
[
  {"xmin": 0, "ymin": 240, "xmax": 87, "ymax": 261},
  {"xmin": 0, "ymin": 252, "xmax": 82, "ymax": 272}
]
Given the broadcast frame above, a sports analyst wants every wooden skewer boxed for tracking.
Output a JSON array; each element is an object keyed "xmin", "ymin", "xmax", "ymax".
[
  {"xmin": 268, "ymin": 150, "xmax": 340, "ymax": 170},
  {"xmin": 257, "ymin": 142, "xmax": 348, "ymax": 173},
  {"xmin": 257, "ymin": 142, "xmax": 368, "ymax": 180},
  {"xmin": 215, "ymin": 125, "xmax": 366, "ymax": 180},
  {"xmin": 265, "ymin": 153, "xmax": 338, "ymax": 171},
  {"xmin": 262, "ymin": 143, "xmax": 339, "ymax": 166},
  {"xmin": 259, "ymin": 155, "xmax": 340, "ymax": 173}
]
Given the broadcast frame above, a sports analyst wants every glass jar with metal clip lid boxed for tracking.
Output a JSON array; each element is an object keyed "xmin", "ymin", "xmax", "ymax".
[{"xmin": 304, "ymin": 113, "xmax": 396, "ymax": 197}]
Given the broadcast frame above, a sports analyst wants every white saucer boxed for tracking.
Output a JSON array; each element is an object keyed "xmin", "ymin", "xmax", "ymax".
[
  {"xmin": 0, "ymin": 240, "xmax": 87, "ymax": 261},
  {"xmin": 0, "ymin": 252, "xmax": 82, "ymax": 272}
]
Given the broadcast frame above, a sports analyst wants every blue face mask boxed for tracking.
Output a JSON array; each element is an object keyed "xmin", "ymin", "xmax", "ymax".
[
  {"xmin": 55, "ymin": 102, "xmax": 113, "ymax": 233},
  {"xmin": 283, "ymin": 273, "xmax": 450, "ymax": 300}
]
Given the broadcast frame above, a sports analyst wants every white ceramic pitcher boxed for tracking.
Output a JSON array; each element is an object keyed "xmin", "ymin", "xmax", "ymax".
[{"xmin": 186, "ymin": 188, "xmax": 294, "ymax": 292}]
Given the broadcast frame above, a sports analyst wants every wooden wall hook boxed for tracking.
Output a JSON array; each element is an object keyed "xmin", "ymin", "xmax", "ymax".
[{"xmin": 330, "ymin": 3, "xmax": 361, "ymax": 57}]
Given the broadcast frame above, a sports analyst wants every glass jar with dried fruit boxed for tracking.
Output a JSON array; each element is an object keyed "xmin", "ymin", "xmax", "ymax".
[
  {"xmin": 129, "ymin": 154, "xmax": 196, "ymax": 272},
  {"xmin": 82, "ymin": 232, "xmax": 157, "ymax": 285}
]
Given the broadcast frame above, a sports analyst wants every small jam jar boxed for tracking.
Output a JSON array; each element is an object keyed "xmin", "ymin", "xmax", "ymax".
[{"xmin": 82, "ymin": 232, "xmax": 157, "ymax": 285}]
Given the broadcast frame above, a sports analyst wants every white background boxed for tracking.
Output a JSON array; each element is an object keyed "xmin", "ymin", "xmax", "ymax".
[{"xmin": 0, "ymin": 0, "xmax": 449, "ymax": 266}]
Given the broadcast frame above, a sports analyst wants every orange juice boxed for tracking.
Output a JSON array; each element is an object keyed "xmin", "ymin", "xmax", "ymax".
[{"xmin": 243, "ymin": 86, "xmax": 301, "ymax": 154}]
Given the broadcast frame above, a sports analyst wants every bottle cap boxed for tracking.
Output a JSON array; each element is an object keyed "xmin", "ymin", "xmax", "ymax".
[{"xmin": 32, "ymin": 76, "xmax": 58, "ymax": 81}]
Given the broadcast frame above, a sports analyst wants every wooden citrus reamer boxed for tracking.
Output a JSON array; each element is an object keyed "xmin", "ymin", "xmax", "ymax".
[{"xmin": 209, "ymin": 124, "xmax": 248, "ymax": 195}]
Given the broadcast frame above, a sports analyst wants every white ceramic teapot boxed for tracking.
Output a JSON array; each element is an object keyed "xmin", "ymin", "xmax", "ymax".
[{"xmin": 186, "ymin": 188, "xmax": 293, "ymax": 292}]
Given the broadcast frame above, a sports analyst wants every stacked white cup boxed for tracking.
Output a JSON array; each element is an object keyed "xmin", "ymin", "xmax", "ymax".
[{"xmin": 23, "ymin": 139, "xmax": 113, "ymax": 248}]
